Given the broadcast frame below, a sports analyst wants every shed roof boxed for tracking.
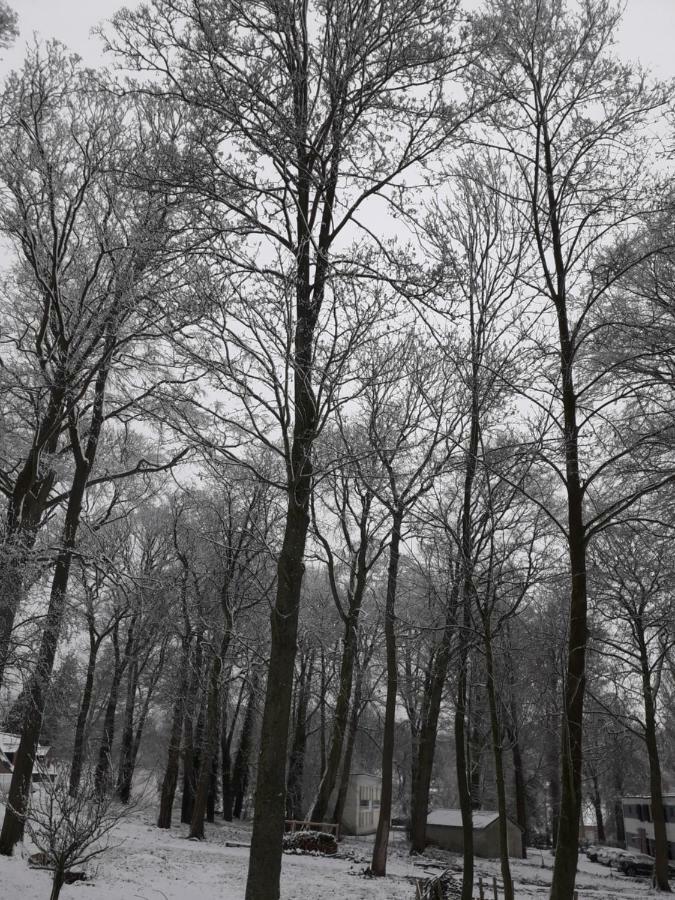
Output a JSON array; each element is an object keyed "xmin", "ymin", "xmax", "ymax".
[
  {"xmin": 0, "ymin": 731, "xmax": 50, "ymax": 756},
  {"xmin": 427, "ymin": 809, "xmax": 500, "ymax": 829}
]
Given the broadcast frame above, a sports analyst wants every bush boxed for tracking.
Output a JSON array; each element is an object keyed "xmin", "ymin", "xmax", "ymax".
[{"xmin": 282, "ymin": 829, "xmax": 338, "ymax": 855}]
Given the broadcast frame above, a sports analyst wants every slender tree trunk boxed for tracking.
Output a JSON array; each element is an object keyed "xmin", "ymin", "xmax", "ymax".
[
  {"xmin": 233, "ymin": 676, "xmax": 258, "ymax": 819},
  {"xmin": 222, "ymin": 699, "xmax": 233, "ymax": 823},
  {"xmin": 181, "ymin": 640, "xmax": 203, "ymax": 824},
  {"xmin": 455, "ymin": 626, "xmax": 474, "ymax": 900},
  {"xmin": 543, "ymin": 116, "xmax": 589, "ymax": 900},
  {"xmin": 158, "ymin": 636, "xmax": 191, "ymax": 829},
  {"xmin": 207, "ymin": 752, "xmax": 218, "ymax": 823},
  {"xmin": 94, "ymin": 618, "xmax": 133, "ymax": 796},
  {"xmin": 370, "ymin": 508, "xmax": 403, "ymax": 876},
  {"xmin": 0, "ymin": 452, "xmax": 90, "ymax": 854},
  {"xmin": 287, "ymin": 652, "xmax": 313, "ymax": 820},
  {"xmin": 510, "ymin": 723, "xmax": 528, "ymax": 857},
  {"xmin": 548, "ymin": 730, "xmax": 561, "ymax": 848},
  {"xmin": 69, "ymin": 630, "xmax": 101, "ymax": 795},
  {"xmin": 639, "ymin": 637, "xmax": 671, "ymax": 891},
  {"xmin": 590, "ymin": 774, "xmax": 606, "ymax": 845},
  {"xmin": 484, "ymin": 621, "xmax": 514, "ymax": 900},
  {"xmin": 333, "ymin": 661, "xmax": 364, "ymax": 828},
  {"xmin": 0, "ymin": 397, "xmax": 62, "ymax": 692},
  {"xmin": 613, "ymin": 798, "xmax": 625, "ymax": 845},
  {"xmin": 49, "ymin": 868, "xmax": 66, "ymax": 900},
  {"xmin": 222, "ymin": 674, "xmax": 247, "ymax": 821},
  {"xmin": 410, "ymin": 580, "xmax": 459, "ymax": 854},
  {"xmin": 310, "ymin": 632, "xmax": 357, "ymax": 823},
  {"xmin": 190, "ymin": 655, "xmax": 222, "ymax": 839},
  {"xmin": 116, "ymin": 657, "xmax": 139, "ymax": 802},
  {"xmin": 244, "ymin": 488, "xmax": 314, "ymax": 899}
]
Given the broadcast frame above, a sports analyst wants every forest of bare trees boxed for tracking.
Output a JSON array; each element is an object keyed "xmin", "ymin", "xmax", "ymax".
[{"xmin": 0, "ymin": 1, "xmax": 674, "ymax": 900}]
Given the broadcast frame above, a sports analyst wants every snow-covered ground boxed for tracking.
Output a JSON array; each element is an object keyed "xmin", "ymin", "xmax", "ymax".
[{"xmin": 0, "ymin": 805, "xmax": 664, "ymax": 900}]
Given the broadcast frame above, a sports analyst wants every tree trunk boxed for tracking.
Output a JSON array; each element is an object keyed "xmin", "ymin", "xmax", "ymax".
[
  {"xmin": 455, "ymin": 624, "xmax": 474, "ymax": 900},
  {"xmin": 287, "ymin": 652, "xmax": 314, "ymax": 820},
  {"xmin": 0, "ymin": 453, "xmax": 89, "ymax": 854},
  {"xmin": 233, "ymin": 675, "xmax": 258, "ymax": 819},
  {"xmin": 542, "ymin": 114, "xmax": 588, "ymax": 900},
  {"xmin": 49, "ymin": 868, "xmax": 66, "ymax": 900},
  {"xmin": 181, "ymin": 640, "xmax": 203, "ymax": 824},
  {"xmin": 613, "ymin": 799, "xmax": 625, "ymax": 845},
  {"xmin": 370, "ymin": 508, "xmax": 403, "ymax": 876},
  {"xmin": 591, "ymin": 773, "xmax": 606, "ymax": 845},
  {"xmin": 94, "ymin": 617, "xmax": 133, "ymax": 796},
  {"xmin": 484, "ymin": 620, "xmax": 514, "ymax": 900},
  {"xmin": 0, "ymin": 396, "xmax": 62, "ymax": 692},
  {"xmin": 639, "ymin": 636, "xmax": 671, "ymax": 891},
  {"xmin": 158, "ymin": 636, "xmax": 191, "ymax": 829},
  {"xmin": 333, "ymin": 659, "xmax": 365, "ymax": 828},
  {"xmin": 69, "ymin": 629, "xmax": 101, "ymax": 795},
  {"xmin": 409, "ymin": 579, "xmax": 459, "ymax": 853},
  {"xmin": 244, "ymin": 488, "xmax": 314, "ymax": 900},
  {"xmin": 510, "ymin": 722, "xmax": 528, "ymax": 857},
  {"xmin": 116, "ymin": 657, "xmax": 139, "ymax": 803},
  {"xmin": 190, "ymin": 655, "xmax": 222, "ymax": 839}
]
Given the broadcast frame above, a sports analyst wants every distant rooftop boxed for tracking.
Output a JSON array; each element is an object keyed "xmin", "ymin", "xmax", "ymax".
[
  {"xmin": 427, "ymin": 809, "xmax": 500, "ymax": 829},
  {"xmin": 0, "ymin": 731, "xmax": 50, "ymax": 755}
]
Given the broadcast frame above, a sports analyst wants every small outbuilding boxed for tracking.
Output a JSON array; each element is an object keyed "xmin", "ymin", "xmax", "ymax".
[
  {"xmin": 0, "ymin": 731, "xmax": 56, "ymax": 790},
  {"xmin": 339, "ymin": 773, "xmax": 382, "ymax": 836},
  {"xmin": 425, "ymin": 809, "xmax": 523, "ymax": 859}
]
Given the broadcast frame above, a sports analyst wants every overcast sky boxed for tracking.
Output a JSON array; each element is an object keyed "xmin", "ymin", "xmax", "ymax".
[{"xmin": 3, "ymin": 0, "xmax": 675, "ymax": 79}]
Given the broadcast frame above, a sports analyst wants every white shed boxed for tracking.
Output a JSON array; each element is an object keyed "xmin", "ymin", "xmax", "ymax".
[
  {"xmin": 340, "ymin": 773, "xmax": 382, "ymax": 836},
  {"xmin": 0, "ymin": 731, "xmax": 56, "ymax": 790}
]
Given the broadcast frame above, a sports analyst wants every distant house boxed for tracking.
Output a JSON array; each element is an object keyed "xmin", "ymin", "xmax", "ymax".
[
  {"xmin": 0, "ymin": 731, "xmax": 56, "ymax": 790},
  {"xmin": 339, "ymin": 773, "xmax": 381, "ymax": 836},
  {"xmin": 622, "ymin": 795, "xmax": 675, "ymax": 860},
  {"xmin": 425, "ymin": 809, "xmax": 524, "ymax": 859}
]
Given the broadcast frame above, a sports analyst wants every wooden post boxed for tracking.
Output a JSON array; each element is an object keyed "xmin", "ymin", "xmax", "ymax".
[
  {"xmin": 492, "ymin": 875, "xmax": 498, "ymax": 899},
  {"xmin": 573, "ymin": 892, "xmax": 578, "ymax": 900},
  {"xmin": 478, "ymin": 875, "xmax": 485, "ymax": 900}
]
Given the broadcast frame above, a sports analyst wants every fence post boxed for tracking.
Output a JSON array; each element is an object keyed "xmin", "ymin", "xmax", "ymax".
[
  {"xmin": 573, "ymin": 892, "xmax": 579, "ymax": 900},
  {"xmin": 478, "ymin": 875, "xmax": 485, "ymax": 900},
  {"xmin": 492, "ymin": 875, "xmax": 498, "ymax": 900}
]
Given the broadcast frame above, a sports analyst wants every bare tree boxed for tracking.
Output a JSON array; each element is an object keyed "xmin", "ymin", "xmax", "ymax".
[
  {"xmin": 469, "ymin": 3, "xmax": 669, "ymax": 895},
  {"xmin": 21, "ymin": 764, "xmax": 127, "ymax": 900}
]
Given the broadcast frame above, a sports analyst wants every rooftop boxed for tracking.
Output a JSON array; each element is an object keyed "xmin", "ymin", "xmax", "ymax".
[{"xmin": 427, "ymin": 809, "xmax": 500, "ymax": 829}]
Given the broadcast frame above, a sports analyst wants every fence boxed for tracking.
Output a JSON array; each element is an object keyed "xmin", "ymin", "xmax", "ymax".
[
  {"xmin": 415, "ymin": 871, "xmax": 583, "ymax": 899},
  {"xmin": 283, "ymin": 818, "xmax": 341, "ymax": 840}
]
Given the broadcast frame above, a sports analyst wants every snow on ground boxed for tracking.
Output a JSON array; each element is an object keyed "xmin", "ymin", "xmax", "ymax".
[{"xmin": 0, "ymin": 804, "xmax": 664, "ymax": 900}]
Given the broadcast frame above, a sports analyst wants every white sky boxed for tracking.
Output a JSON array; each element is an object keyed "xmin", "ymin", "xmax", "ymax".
[{"xmin": 3, "ymin": 0, "xmax": 675, "ymax": 79}]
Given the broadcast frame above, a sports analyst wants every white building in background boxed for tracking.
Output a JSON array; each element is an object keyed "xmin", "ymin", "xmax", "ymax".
[
  {"xmin": 622, "ymin": 795, "xmax": 675, "ymax": 859},
  {"xmin": 0, "ymin": 731, "xmax": 56, "ymax": 790},
  {"xmin": 339, "ymin": 772, "xmax": 382, "ymax": 836}
]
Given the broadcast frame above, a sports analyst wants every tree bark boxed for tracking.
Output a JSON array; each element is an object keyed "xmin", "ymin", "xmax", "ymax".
[
  {"xmin": 181, "ymin": 639, "xmax": 204, "ymax": 824},
  {"xmin": 333, "ymin": 658, "xmax": 365, "ymax": 828},
  {"xmin": 158, "ymin": 636, "xmax": 191, "ymax": 828},
  {"xmin": 233, "ymin": 675, "xmax": 258, "ymax": 819},
  {"xmin": 590, "ymin": 773, "xmax": 606, "ymax": 845},
  {"xmin": 116, "ymin": 656, "xmax": 139, "ymax": 803},
  {"xmin": 287, "ymin": 651, "xmax": 314, "ymax": 820},
  {"xmin": 0, "ymin": 443, "xmax": 91, "ymax": 853},
  {"xmin": 484, "ymin": 620, "xmax": 514, "ymax": 900},
  {"xmin": 310, "ymin": 505, "xmax": 372, "ymax": 823},
  {"xmin": 639, "ymin": 633, "xmax": 671, "ymax": 891},
  {"xmin": 370, "ymin": 508, "xmax": 403, "ymax": 876},
  {"xmin": 190, "ymin": 654, "xmax": 222, "ymax": 839},
  {"xmin": 69, "ymin": 626, "xmax": 101, "ymax": 795},
  {"xmin": 409, "ymin": 579, "xmax": 459, "ymax": 853},
  {"xmin": 94, "ymin": 616, "xmax": 134, "ymax": 796}
]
